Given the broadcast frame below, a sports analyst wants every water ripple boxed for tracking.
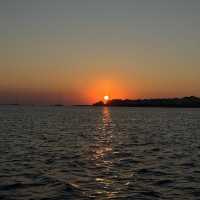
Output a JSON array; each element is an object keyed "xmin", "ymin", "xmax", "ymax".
[{"xmin": 0, "ymin": 106, "xmax": 200, "ymax": 199}]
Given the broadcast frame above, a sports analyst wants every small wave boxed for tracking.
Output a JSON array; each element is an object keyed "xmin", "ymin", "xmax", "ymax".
[
  {"xmin": 191, "ymin": 190, "xmax": 200, "ymax": 197},
  {"xmin": 180, "ymin": 162, "xmax": 195, "ymax": 167},
  {"xmin": 137, "ymin": 168, "xmax": 153, "ymax": 175},
  {"xmin": 119, "ymin": 158, "xmax": 140, "ymax": 164},
  {"xmin": 0, "ymin": 182, "xmax": 40, "ymax": 191},
  {"xmin": 141, "ymin": 190, "xmax": 161, "ymax": 198},
  {"xmin": 154, "ymin": 179, "xmax": 174, "ymax": 186}
]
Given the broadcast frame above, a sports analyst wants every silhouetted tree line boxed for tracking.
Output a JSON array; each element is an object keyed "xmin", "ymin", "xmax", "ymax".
[{"xmin": 93, "ymin": 96, "xmax": 200, "ymax": 107}]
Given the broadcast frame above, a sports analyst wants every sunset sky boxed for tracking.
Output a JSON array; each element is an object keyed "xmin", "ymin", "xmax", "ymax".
[{"xmin": 1, "ymin": 0, "xmax": 200, "ymax": 105}]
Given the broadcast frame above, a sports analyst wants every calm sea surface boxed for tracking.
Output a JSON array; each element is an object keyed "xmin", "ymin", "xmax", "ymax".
[{"xmin": 0, "ymin": 106, "xmax": 200, "ymax": 200}]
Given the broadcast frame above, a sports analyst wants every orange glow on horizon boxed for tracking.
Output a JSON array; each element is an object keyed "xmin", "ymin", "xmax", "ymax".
[{"xmin": 83, "ymin": 78, "xmax": 137, "ymax": 104}]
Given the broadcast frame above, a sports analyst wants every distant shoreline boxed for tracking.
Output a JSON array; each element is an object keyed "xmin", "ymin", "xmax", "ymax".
[
  {"xmin": 1, "ymin": 96, "xmax": 200, "ymax": 108},
  {"xmin": 93, "ymin": 96, "xmax": 200, "ymax": 108}
]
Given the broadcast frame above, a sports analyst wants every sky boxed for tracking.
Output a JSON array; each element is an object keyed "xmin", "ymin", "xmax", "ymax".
[{"xmin": 0, "ymin": 0, "xmax": 200, "ymax": 105}]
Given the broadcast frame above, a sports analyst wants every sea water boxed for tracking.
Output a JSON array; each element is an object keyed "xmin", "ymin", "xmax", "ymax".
[{"xmin": 0, "ymin": 106, "xmax": 200, "ymax": 199}]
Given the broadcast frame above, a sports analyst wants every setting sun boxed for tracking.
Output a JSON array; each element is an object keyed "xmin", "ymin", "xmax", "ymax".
[{"xmin": 104, "ymin": 95, "xmax": 110, "ymax": 101}]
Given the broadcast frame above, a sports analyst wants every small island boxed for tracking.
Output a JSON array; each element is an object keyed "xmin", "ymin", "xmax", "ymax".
[{"xmin": 93, "ymin": 96, "xmax": 200, "ymax": 107}]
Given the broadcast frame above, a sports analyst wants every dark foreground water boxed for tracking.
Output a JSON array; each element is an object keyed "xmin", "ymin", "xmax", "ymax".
[{"xmin": 0, "ymin": 106, "xmax": 200, "ymax": 200}]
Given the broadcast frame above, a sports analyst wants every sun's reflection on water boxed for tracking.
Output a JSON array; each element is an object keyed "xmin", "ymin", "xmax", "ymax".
[
  {"xmin": 102, "ymin": 107, "xmax": 112, "ymax": 128},
  {"xmin": 93, "ymin": 107, "xmax": 113, "ymax": 161},
  {"xmin": 89, "ymin": 107, "xmax": 120, "ymax": 199}
]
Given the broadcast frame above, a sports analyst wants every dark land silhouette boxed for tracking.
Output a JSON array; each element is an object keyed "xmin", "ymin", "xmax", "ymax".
[{"xmin": 93, "ymin": 96, "xmax": 200, "ymax": 107}]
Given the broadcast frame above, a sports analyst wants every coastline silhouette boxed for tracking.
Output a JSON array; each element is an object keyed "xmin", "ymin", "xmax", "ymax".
[{"xmin": 93, "ymin": 96, "xmax": 200, "ymax": 107}]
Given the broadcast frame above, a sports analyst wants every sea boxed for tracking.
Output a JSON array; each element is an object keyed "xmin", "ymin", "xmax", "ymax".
[{"xmin": 0, "ymin": 106, "xmax": 200, "ymax": 200}]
